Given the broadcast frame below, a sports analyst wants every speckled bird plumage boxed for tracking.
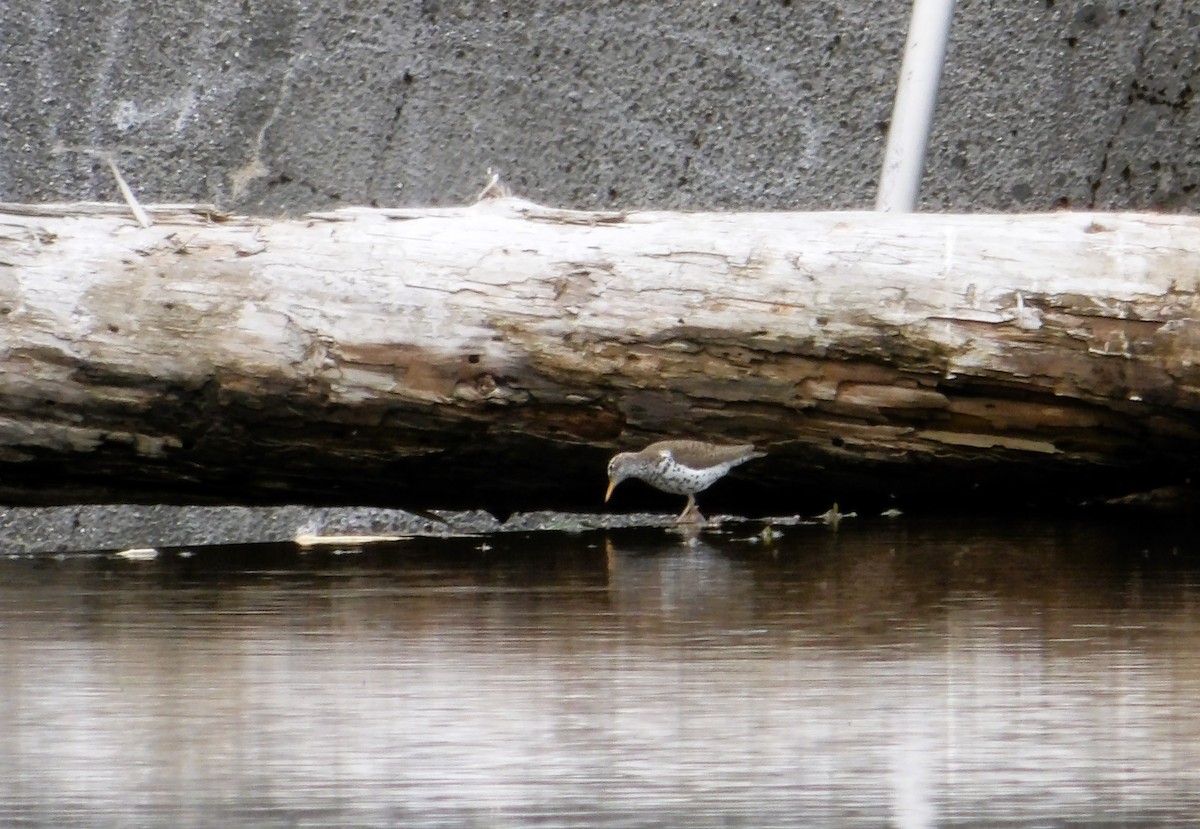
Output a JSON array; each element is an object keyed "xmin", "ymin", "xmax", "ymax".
[{"xmin": 605, "ymin": 440, "xmax": 765, "ymax": 523}]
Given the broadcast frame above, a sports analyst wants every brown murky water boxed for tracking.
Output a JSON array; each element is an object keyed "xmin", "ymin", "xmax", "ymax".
[{"xmin": 1, "ymin": 516, "xmax": 1199, "ymax": 827}]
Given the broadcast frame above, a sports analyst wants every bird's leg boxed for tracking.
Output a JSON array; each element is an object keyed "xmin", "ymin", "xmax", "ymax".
[{"xmin": 676, "ymin": 494, "xmax": 706, "ymax": 525}]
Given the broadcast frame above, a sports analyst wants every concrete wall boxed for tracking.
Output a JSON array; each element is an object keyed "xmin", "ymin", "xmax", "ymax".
[{"xmin": 2, "ymin": 0, "xmax": 1196, "ymax": 216}]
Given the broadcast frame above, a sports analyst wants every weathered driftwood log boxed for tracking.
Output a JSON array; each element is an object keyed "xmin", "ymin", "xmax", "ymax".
[{"xmin": 0, "ymin": 199, "xmax": 1196, "ymax": 511}]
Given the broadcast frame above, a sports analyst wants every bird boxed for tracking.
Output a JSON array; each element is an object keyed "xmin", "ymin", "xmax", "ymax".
[{"xmin": 604, "ymin": 440, "xmax": 766, "ymax": 524}]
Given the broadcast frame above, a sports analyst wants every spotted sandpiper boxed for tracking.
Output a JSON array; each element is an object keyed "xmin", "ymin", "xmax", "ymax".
[{"xmin": 605, "ymin": 440, "xmax": 766, "ymax": 524}]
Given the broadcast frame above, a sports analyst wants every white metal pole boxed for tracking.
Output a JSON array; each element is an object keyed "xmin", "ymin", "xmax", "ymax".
[{"xmin": 876, "ymin": 0, "xmax": 956, "ymax": 212}]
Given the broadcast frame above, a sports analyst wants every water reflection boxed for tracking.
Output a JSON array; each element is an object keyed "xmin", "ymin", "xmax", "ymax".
[{"xmin": 0, "ymin": 518, "xmax": 1198, "ymax": 827}]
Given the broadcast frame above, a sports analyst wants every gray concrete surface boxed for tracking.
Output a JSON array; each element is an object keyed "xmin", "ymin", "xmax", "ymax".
[{"xmin": 2, "ymin": 0, "xmax": 1196, "ymax": 215}]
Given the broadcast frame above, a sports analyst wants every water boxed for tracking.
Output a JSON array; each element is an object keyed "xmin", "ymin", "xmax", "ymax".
[{"xmin": 1, "ymin": 516, "xmax": 1198, "ymax": 827}]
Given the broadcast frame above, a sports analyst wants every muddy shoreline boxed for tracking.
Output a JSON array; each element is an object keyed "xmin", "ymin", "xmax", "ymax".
[{"xmin": 0, "ymin": 505, "xmax": 826, "ymax": 556}]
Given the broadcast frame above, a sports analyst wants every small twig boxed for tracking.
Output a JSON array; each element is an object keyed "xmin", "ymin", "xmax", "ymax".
[
  {"xmin": 51, "ymin": 144, "xmax": 153, "ymax": 228},
  {"xmin": 102, "ymin": 156, "xmax": 153, "ymax": 229},
  {"xmin": 475, "ymin": 167, "xmax": 513, "ymax": 202}
]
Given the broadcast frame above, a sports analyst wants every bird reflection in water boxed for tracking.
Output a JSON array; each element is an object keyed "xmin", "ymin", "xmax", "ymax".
[{"xmin": 603, "ymin": 533, "xmax": 758, "ymax": 629}]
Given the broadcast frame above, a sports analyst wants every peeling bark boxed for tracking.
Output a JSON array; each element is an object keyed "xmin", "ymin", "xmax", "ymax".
[{"xmin": 0, "ymin": 200, "xmax": 1197, "ymax": 510}]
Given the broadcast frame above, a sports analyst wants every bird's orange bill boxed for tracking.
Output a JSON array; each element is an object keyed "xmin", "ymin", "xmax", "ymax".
[{"xmin": 604, "ymin": 479, "xmax": 617, "ymax": 503}]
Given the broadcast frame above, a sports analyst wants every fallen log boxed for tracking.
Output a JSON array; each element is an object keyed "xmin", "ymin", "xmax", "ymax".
[{"xmin": 0, "ymin": 199, "xmax": 1196, "ymax": 512}]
